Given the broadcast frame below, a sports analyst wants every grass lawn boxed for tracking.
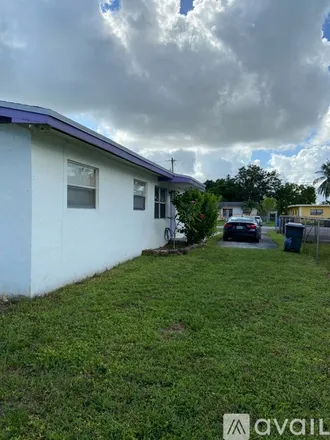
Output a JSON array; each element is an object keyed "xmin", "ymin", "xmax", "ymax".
[
  {"xmin": 263, "ymin": 220, "xmax": 275, "ymax": 226},
  {"xmin": 270, "ymin": 230, "xmax": 330, "ymax": 273},
  {"xmin": 1, "ymin": 235, "xmax": 330, "ymax": 439}
]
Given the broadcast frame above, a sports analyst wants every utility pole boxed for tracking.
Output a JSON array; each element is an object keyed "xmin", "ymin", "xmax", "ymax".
[{"xmin": 170, "ymin": 157, "xmax": 176, "ymax": 173}]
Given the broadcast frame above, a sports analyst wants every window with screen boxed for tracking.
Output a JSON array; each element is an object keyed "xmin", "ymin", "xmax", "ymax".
[
  {"xmin": 67, "ymin": 161, "xmax": 97, "ymax": 209},
  {"xmin": 134, "ymin": 179, "xmax": 146, "ymax": 210}
]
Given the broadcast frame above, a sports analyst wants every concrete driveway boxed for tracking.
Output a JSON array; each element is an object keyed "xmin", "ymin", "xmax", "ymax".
[{"xmin": 217, "ymin": 231, "xmax": 278, "ymax": 250}]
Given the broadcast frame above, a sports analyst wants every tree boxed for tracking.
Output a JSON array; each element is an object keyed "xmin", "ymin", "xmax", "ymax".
[
  {"xmin": 204, "ymin": 164, "xmax": 315, "ymax": 215},
  {"xmin": 260, "ymin": 197, "xmax": 277, "ymax": 220},
  {"xmin": 204, "ymin": 175, "xmax": 240, "ymax": 201},
  {"xmin": 242, "ymin": 199, "xmax": 259, "ymax": 213},
  {"xmin": 234, "ymin": 165, "xmax": 281, "ymax": 204},
  {"xmin": 275, "ymin": 183, "xmax": 316, "ymax": 214},
  {"xmin": 260, "ymin": 197, "xmax": 277, "ymax": 213},
  {"xmin": 313, "ymin": 160, "xmax": 330, "ymax": 200}
]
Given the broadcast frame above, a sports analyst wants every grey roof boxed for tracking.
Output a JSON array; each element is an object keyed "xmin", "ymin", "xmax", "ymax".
[
  {"xmin": 219, "ymin": 202, "xmax": 244, "ymax": 208},
  {"xmin": 0, "ymin": 101, "xmax": 205, "ymax": 190}
]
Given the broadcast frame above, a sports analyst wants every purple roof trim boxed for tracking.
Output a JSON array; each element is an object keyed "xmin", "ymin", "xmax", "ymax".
[
  {"xmin": 49, "ymin": 117, "xmax": 174, "ymax": 179},
  {"xmin": 0, "ymin": 101, "xmax": 205, "ymax": 189},
  {"xmin": 0, "ymin": 107, "xmax": 49, "ymax": 124},
  {"xmin": 159, "ymin": 175, "xmax": 205, "ymax": 190}
]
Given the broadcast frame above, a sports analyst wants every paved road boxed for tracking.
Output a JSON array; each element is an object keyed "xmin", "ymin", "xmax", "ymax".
[{"xmin": 217, "ymin": 231, "xmax": 278, "ymax": 250}]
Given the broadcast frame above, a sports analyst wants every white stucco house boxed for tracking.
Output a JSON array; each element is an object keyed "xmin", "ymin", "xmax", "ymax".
[
  {"xmin": 0, "ymin": 101, "xmax": 204, "ymax": 297},
  {"xmin": 219, "ymin": 202, "xmax": 258, "ymax": 220},
  {"xmin": 219, "ymin": 202, "xmax": 244, "ymax": 219}
]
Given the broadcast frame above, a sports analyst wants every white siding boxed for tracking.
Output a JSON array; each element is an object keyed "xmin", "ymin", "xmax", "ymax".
[
  {"xmin": 221, "ymin": 207, "xmax": 243, "ymax": 216},
  {"xmin": 0, "ymin": 125, "xmax": 32, "ymax": 296},
  {"xmin": 30, "ymin": 130, "xmax": 169, "ymax": 296},
  {"xmin": 233, "ymin": 207, "xmax": 243, "ymax": 215}
]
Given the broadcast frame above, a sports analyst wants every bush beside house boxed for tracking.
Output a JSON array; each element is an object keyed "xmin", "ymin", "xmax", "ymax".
[{"xmin": 173, "ymin": 189, "xmax": 218, "ymax": 244}]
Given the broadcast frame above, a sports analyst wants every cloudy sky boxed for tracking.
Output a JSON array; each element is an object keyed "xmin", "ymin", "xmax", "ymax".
[{"xmin": 1, "ymin": 0, "xmax": 330, "ymax": 185}]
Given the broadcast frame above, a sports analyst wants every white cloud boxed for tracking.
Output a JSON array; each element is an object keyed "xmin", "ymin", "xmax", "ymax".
[
  {"xmin": 269, "ymin": 145, "xmax": 330, "ymax": 185},
  {"xmin": 269, "ymin": 104, "xmax": 330, "ymax": 188},
  {"xmin": 0, "ymin": 0, "xmax": 329, "ymax": 182},
  {"xmin": 313, "ymin": 107, "xmax": 330, "ymax": 145}
]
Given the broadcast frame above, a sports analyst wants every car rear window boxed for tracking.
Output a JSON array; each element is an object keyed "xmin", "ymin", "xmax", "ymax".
[{"xmin": 230, "ymin": 217, "xmax": 254, "ymax": 222}]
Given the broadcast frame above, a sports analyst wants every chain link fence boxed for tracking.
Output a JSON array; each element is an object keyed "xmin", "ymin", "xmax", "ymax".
[{"xmin": 278, "ymin": 216, "xmax": 330, "ymax": 267}]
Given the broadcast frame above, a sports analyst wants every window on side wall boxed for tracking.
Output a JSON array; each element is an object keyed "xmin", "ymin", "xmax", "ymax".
[
  {"xmin": 310, "ymin": 209, "xmax": 323, "ymax": 216},
  {"xmin": 134, "ymin": 179, "xmax": 146, "ymax": 210},
  {"xmin": 67, "ymin": 161, "xmax": 97, "ymax": 209},
  {"xmin": 154, "ymin": 187, "xmax": 167, "ymax": 219}
]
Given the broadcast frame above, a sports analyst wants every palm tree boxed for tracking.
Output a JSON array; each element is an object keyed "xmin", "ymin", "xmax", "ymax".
[{"xmin": 314, "ymin": 160, "xmax": 330, "ymax": 199}]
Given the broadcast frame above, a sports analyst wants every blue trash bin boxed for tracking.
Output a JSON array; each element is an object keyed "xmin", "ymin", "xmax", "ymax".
[{"xmin": 284, "ymin": 222, "xmax": 305, "ymax": 253}]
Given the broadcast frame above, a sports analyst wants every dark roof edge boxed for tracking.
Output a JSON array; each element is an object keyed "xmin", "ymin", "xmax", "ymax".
[{"xmin": 0, "ymin": 101, "xmax": 205, "ymax": 189}]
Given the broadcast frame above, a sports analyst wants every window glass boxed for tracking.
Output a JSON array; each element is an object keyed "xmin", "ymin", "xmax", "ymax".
[
  {"xmin": 160, "ymin": 203, "xmax": 166, "ymax": 219},
  {"xmin": 68, "ymin": 186, "xmax": 96, "ymax": 209},
  {"xmin": 134, "ymin": 179, "xmax": 146, "ymax": 196},
  {"xmin": 68, "ymin": 162, "xmax": 96, "ymax": 187},
  {"xmin": 154, "ymin": 186, "xmax": 166, "ymax": 219},
  {"xmin": 160, "ymin": 188, "xmax": 166, "ymax": 202},
  {"xmin": 134, "ymin": 195, "xmax": 146, "ymax": 210},
  {"xmin": 67, "ymin": 161, "xmax": 97, "ymax": 209}
]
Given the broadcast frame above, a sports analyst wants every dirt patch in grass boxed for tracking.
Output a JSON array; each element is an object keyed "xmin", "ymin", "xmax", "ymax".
[
  {"xmin": 0, "ymin": 301, "xmax": 10, "ymax": 313},
  {"xmin": 159, "ymin": 322, "xmax": 185, "ymax": 334},
  {"xmin": 142, "ymin": 242, "xmax": 203, "ymax": 256},
  {"xmin": 0, "ymin": 296, "xmax": 24, "ymax": 314}
]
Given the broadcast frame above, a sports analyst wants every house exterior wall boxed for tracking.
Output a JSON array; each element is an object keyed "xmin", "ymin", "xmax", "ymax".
[
  {"xmin": 221, "ymin": 206, "xmax": 243, "ymax": 217},
  {"xmin": 287, "ymin": 207, "xmax": 299, "ymax": 216},
  {"xmin": 300, "ymin": 206, "xmax": 330, "ymax": 218},
  {"xmin": 30, "ymin": 130, "xmax": 169, "ymax": 296},
  {"xmin": 0, "ymin": 125, "xmax": 32, "ymax": 296},
  {"xmin": 287, "ymin": 206, "xmax": 330, "ymax": 219}
]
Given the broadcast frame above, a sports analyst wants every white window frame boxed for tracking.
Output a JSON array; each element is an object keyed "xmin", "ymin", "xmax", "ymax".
[
  {"xmin": 67, "ymin": 160, "xmax": 97, "ymax": 209},
  {"xmin": 133, "ymin": 179, "xmax": 147, "ymax": 211},
  {"xmin": 154, "ymin": 186, "xmax": 167, "ymax": 219}
]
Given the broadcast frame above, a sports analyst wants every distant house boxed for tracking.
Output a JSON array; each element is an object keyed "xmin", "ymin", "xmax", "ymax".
[
  {"xmin": 287, "ymin": 204, "xmax": 330, "ymax": 219},
  {"xmin": 219, "ymin": 202, "xmax": 259, "ymax": 219},
  {"xmin": 219, "ymin": 202, "xmax": 244, "ymax": 219},
  {"xmin": 0, "ymin": 101, "xmax": 204, "ymax": 297}
]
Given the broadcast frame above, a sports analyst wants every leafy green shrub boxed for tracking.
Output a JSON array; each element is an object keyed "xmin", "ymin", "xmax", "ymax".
[{"xmin": 173, "ymin": 188, "xmax": 218, "ymax": 244}]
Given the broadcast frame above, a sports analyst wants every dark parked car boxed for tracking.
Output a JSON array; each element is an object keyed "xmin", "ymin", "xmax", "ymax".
[{"xmin": 223, "ymin": 216, "xmax": 261, "ymax": 242}]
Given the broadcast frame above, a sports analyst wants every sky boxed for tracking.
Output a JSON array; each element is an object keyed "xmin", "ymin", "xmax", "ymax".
[{"xmin": 0, "ymin": 0, "xmax": 330, "ymax": 186}]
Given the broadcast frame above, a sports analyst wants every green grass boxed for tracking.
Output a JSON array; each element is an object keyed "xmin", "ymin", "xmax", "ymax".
[
  {"xmin": 270, "ymin": 230, "xmax": 330, "ymax": 273},
  {"xmin": 302, "ymin": 241, "xmax": 330, "ymax": 272},
  {"xmin": 1, "ymin": 235, "xmax": 330, "ymax": 439},
  {"xmin": 263, "ymin": 220, "xmax": 275, "ymax": 226}
]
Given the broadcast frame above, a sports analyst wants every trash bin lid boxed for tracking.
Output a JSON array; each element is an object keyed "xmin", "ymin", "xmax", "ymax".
[{"xmin": 286, "ymin": 222, "xmax": 305, "ymax": 228}]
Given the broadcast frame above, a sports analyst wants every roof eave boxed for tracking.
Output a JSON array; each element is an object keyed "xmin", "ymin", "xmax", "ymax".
[
  {"xmin": 0, "ymin": 105, "xmax": 174, "ymax": 179},
  {"xmin": 0, "ymin": 106, "xmax": 49, "ymax": 124},
  {"xmin": 158, "ymin": 175, "xmax": 205, "ymax": 191},
  {"xmin": 0, "ymin": 102, "xmax": 205, "ymax": 188}
]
